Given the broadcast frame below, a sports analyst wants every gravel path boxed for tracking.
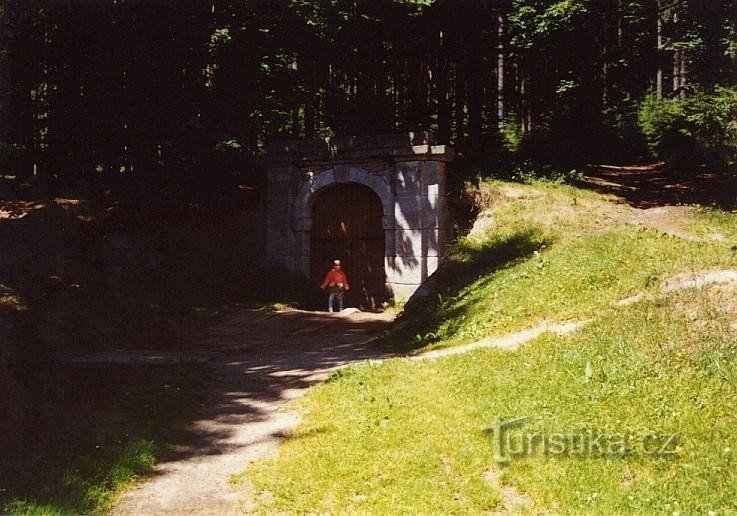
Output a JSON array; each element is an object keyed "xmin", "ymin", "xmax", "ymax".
[{"xmin": 108, "ymin": 308, "xmax": 394, "ymax": 515}]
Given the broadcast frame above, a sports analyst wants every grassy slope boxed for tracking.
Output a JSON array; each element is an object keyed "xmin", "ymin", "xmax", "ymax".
[
  {"xmin": 389, "ymin": 181, "xmax": 736, "ymax": 352},
  {"xmin": 240, "ymin": 181, "xmax": 737, "ymax": 514}
]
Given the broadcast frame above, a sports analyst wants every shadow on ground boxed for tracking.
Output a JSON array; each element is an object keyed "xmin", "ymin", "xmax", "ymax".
[
  {"xmin": 103, "ymin": 308, "xmax": 395, "ymax": 515},
  {"xmin": 581, "ymin": 164, "xmax": 737, "ymax": 209},
  {"xmin": 2, "ymin": 307, "xmax": 394, "ymax": 514},
  {"xmin": 379, "ymin": 227, "xmax": 550, "ymax": 354},
  {"xmin": 167, "ymin": 309, "xmax": 396, "ymax": 456},
  {"xmin": 0, "ymin": 187, "xmax": 394, "ymax": 513}
]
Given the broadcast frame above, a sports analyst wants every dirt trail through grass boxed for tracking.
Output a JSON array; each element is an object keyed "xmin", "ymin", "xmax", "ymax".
[
  {"xmin": 582, "ymin": 164, "xmax": 737, "ymax": 210},
  {"xmin": 581, "ymin": 164, "xmax": 735, "ymax": 240},
  {"xmin": 100, "ymin": 308, "xmax": 393, "ymax": 515},
  {"xmin": 104, "ymin": 266, "xmax": 737, "ymax": 515},
  {"xmin": 411, "ymin": 269, "xmax": 737, "ymax": 362}
]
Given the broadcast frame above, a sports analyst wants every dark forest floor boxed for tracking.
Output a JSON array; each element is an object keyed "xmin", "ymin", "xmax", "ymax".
[{"xmin": 0, "ymin": 185, "xmax": 265, "ymax": 510}]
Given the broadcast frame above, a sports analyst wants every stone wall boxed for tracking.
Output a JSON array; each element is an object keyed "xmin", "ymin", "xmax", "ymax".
[{"xmin": 263, "ymin": 132, "xmax": 454, "ymax": 300}]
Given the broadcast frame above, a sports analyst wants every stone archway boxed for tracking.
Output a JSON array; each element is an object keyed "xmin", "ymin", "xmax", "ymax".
[
  {"xmin": 309, "ymin": 182, "xmax": 387, "ymax": 309},
  {"xmin": 292, "ymin": 165, "xmax": 395, "ymax": 234},
  {"xmin": 263, "ymin": 132, "xmax": 454, "ymax": 300}
]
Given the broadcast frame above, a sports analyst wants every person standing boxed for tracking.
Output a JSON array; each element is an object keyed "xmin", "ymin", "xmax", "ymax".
[{"xmin": 320, "ymin": 259, "xmax": 350, "ymax": 312}]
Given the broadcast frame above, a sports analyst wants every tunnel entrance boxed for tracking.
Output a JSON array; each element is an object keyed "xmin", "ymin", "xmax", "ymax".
[
  {"xmin": 310, "ymin": 183, "xmax": 387, "ymax": 310},
  {"xmin": 264, "ymin": 132, "xmax": 454, "ymax": 300}
]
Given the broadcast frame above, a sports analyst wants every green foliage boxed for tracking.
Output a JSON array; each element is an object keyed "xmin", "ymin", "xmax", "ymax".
[
  {"xmin": 638, "ymin": 87, "xmax": 737, "ymax": 169},
  {"xmin": 214, "ymin": 138, "xmax": 242, "ymax": 152},
  {"xmin": 685, "ymin": 87, "xmax": 737, "ymax": 166},
  {"xmin": 601, "ymin": 102, "xmax": 649, "ymax": 161},
  {"xmin": 3, "ymin": 0, "xmax": 737, "ymax": 185},
  {"xmin": 499, "ymin": 116, "xmax": 523, "ymax": 153},
  {"xmin": 210, "ymin": 27, "xmax": 232, "ymax": 45},
  {"xmin": 509, "ymin": 0, "xmax": 587, "ymax": 49},
  {"xmin": 637, "ymin": 93, "xmax": 690, "ymax": 163}
]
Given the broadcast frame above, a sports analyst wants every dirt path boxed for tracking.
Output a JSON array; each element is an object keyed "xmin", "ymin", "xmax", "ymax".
[
  {"xmin": 105, "ymin": 308, "xmax": 394, "ymax": 515},
  {"xmin": 582, "ymin": 164, "xmax": 736, "ymax": 210},
  {"xmin": 581, "ymin": 164, "xmax": 736, "ymax": 242},
  {"xmin": 410, "ymin": 269, "xmax": 737, "ymax": 363}
]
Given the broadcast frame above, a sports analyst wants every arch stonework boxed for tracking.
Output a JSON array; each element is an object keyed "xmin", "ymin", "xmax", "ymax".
[
  {"xmin": 292, "ymin": 166, "xmax": 395, "ymax": 232},
  {"xmin": 263, "ymin": 132, "xmax": 454, "ymax": 300}
]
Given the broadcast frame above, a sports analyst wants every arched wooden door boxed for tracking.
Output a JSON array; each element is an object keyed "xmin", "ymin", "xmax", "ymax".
[{"xmin": 311, "ymin": 183, "xmax": 387, "ymax": 310}]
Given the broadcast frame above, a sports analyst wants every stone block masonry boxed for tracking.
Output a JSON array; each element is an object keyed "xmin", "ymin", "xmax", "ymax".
[{"xmin": 263, "ymin": 131, "xmax": 454, "ymax": 300}]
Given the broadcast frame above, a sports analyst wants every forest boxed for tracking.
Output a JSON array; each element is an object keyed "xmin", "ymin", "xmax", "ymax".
[
  {"xmin": 2, "ymin": 1, "xmax": 737, "ymax": 513},
  {"xmin": 1, "ymin": 0, "xmax": 737, "ymax": 195}
]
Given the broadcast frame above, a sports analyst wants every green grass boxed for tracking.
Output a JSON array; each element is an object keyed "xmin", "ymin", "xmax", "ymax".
[
  {"xmin": 387, "ymin": 181, "xmax": 737, "ymax": 352},
  {"xmin": 464, "ymin": 180, "xmax": 631, "ymax": 241},
  {"xmin": 1, "ymin": 362, "xmax": 209, "ymax": 515},
  {"xmin": 238, "ymin": 181, "xmax": 737, "ymax": 514},
  {"xmin": 243, "ymin": 289, "xmax": 737, "ymax": 514},
  {"xmin": 423, "ymin": 225, "xmax": 734, "ymax": 349},
  {"xmin": 688, "ymin": 206, "xmax": 737, "ymax": 242}
]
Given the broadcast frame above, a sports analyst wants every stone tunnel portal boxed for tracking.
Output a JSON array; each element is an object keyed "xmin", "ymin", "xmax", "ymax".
[
  {"xmin": 263, "ymin": 132, "xmax": 454, "ymax": 301},
  {"xmin": 310, "ymin": 183, "xmax": 386, "ymax": 310}
]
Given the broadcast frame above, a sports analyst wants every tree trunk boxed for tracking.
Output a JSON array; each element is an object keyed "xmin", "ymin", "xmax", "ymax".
[
  {"xmin": 671, "ymin": 10, "xmax": 688, "ymax": 99},
  {"xmin": 679, "ymin": 48, "xmax": 687, "ymax": 99},
  {"xmin": 673, "ymin": 47, "xmax": 680, "ymax": 95},
  {"xmin": 520, "ymin": 73, "xmax": 530, "ymax": 133},
  {"xmin": 467, "ymin": 64, "xmax": 483, "ymax": 152},
  {"xmin": 672, "ymin": 7, "xmax": 680, "ymax": 98},
  {"xmin": 496, "ymin": 10, "xmax": 504, "ymax": 130},
  {"xmin": 656, "ymin": 0, "xmax": 663, "ymax": 99},
  {"xmin": 732, "ymin": 22, "xmax": 737, "ymax": 84},
  {"xmin": 602, "ymin": 57, "xmax": 608, "ymax": 106},
  {"xmin": 0, "ymin": 4, "xmax": 11, "ymax": 172},
  {"xmin": 436, "ymin": 30, "xmax": 451, "ymax": 142},
  {"xmin": 304, "ymin": 56, "xmax": 316, "ymax": 138},
  {"xmin": 453, "ymin": 61, "xmax": 465, "ymax": 144},
  {"xmin": 679, "ymin": 1, "xmax": 688, "ymax": 99}
]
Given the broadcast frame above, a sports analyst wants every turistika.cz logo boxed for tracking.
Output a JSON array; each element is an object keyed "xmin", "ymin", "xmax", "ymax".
[{"xmin": 483, "ymin": 416, "xmax": 679, "ymax": 465}]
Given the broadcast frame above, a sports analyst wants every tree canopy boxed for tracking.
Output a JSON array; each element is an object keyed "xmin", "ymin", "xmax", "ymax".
[{"xmin": 1, "ymin": 0, "xmax": 735, "ymax": 190}]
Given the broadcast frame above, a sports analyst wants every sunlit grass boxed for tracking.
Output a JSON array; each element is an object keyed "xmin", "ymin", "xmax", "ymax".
[
  {"xmin": 465, "ymin": 179, "xmax": 630, "ymax": 243},
  {"xmin": 425, "ymin": 226, "xmax": 735, "ymax": 350},
  {"xmin": 497, "ymin": 288, "xmax": 737, "ymax": 514},
  {"xmin": 687, "ymin": 205, "xmax": 737, "ymax": 242},
  {"xmin": 238, "ymin": 180, "xmax": 737, "ymax": 514},
  {"xmin": 390, "ymin": 181, "xmax": 737, "ymax": 352},
  {"xmin": 243, "ymin": 357, "xmax": 506, "ymax": 514},
  {"xmin": 242, "ymin": 285, "xmax": 737, "ymax": 514}
]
